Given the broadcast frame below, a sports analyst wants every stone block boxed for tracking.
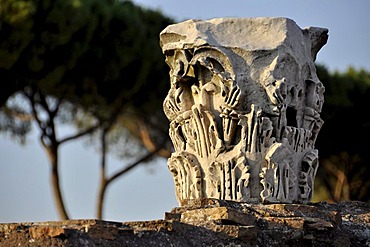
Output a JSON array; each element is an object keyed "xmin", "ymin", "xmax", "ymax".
[{"xmin": 180, "ymin": 206, "xmax": 256, "ymax": 226}]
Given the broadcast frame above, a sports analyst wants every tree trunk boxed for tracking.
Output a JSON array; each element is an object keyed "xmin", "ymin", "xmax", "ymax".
[
  {"xmin": 96, "ymin": 180, "xmax": 107, "ymax": 220},
  {"xmin": 95, "ymin": 129, "xmax": 161, "ymax": 219},
  {"xmin": 96, "ymin": 128, "xmax": 108, "ymax": 220},
  {"xmin": 46, "ymin": 146, "xmax": 70, "ymax": 220}
]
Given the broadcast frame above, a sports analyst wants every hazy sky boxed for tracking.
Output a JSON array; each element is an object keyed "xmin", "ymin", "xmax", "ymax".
[{"xmin": 0, "ymin": 0, "xmax": 369, "ymax": 223}]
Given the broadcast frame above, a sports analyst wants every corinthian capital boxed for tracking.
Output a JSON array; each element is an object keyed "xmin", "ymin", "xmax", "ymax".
[{"xmin": 160, "ymin": 18, "xmax": 328, "ymax": 205}]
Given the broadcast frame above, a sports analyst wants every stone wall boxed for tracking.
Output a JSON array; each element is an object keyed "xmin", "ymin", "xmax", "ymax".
[{"xmin": 1, "ymin": 201, "xmax": 369, "ymax": 246}]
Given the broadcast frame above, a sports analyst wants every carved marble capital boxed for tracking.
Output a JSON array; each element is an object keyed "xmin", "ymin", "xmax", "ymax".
[{"xmin": 160, "ymin": 18, "xmax": 328, "ymax": 205}]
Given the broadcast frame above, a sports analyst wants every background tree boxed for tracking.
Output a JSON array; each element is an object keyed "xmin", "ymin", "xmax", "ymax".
[
  {"xmin": 0, "ymin": 0, "xmax": 172, "ymax": 220},
  {"xmin": 315, "ymin": 65, "xmax": 370, "ymax": 202}
]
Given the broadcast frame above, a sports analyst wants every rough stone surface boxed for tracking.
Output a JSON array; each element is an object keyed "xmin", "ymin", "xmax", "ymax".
[
  {"xmin": 1, "ymin": 201, "xmax": 369, "ymax": 246},
  {"xmin": 160, "ymin": 18, "xmax": 328, "ymax": 205}
]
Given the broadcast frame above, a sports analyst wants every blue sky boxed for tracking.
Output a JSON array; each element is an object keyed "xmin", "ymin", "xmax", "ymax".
[{"xmin": 0, "ymin": 0, "xmax": 369, "ymax": 223}]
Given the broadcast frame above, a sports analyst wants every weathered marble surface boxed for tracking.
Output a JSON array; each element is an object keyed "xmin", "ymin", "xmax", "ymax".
[{"xmin": 160, "ymin": 18, "xmax": 328, "ymax": 204}]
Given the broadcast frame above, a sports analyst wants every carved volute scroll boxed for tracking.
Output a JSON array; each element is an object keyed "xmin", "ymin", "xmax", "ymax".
[{"xmin": 160, "ymin": 18, "xmax": 328, "ymax": 205}]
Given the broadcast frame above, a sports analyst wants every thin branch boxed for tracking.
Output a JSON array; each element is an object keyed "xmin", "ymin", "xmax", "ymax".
[
  {"xmin": 124, "ymin": 110, "xmax": 169, "ymax": 137},
  {"xmin": 101, "ymin": 127, "xmax": 108, "ymax": 179},
  {"xmin": 319, "ymin": 169, "xmax": 336, "ymax": 201},
  {"xmin": 38, "ymin": 90, "xmax": 52, "ymax": 115},
  {"xmin": 59, "ymin": 124, "xmax": 100, "ymax": 145},
  {"xmin": 324, "ymin": 161, "xmax": 350, "ymax": 201},
  {"xmin": 49, "ymin": 97, "xmax": 63, "ymax": 119},
  {"xmin": 37, "ymin": 92, "xmax": 58, "ymax": 145},
  {"xmin": 138, "ymin": 121, "xmax": 171, "ymax": 158},
  {"xmin": 334, "ymin": 168, "xmax": 346, "ymax": 201},
  {"xmin": 24, "ymin": 90, "xmax": 51, "ymax": 148},
  {"xmin": 105, "ymin": 146, "xmax": 161, "ymax": 187},
  {"xmin": 24, "ymin": 91, "xmax": 44, "ymax": 132}
]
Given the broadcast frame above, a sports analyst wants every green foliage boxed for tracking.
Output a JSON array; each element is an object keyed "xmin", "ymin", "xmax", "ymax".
[
  {"xmin": 0, "ymin": 0, "xmax": 172, "ymax": 143},
  {"xmin": 59, "ymin": 1, "xmax": 172, "ymax": 121},
  {"xmin": 0, "ymin": 0, "xmax": 35, "ymax": 69},
  {"xmin": 316, "ymin": 65, "xmax": 370, "ymax": 202},
  {"xmin": 0, "ymin": 99, "xmax": 31, "ymax": 144}
]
